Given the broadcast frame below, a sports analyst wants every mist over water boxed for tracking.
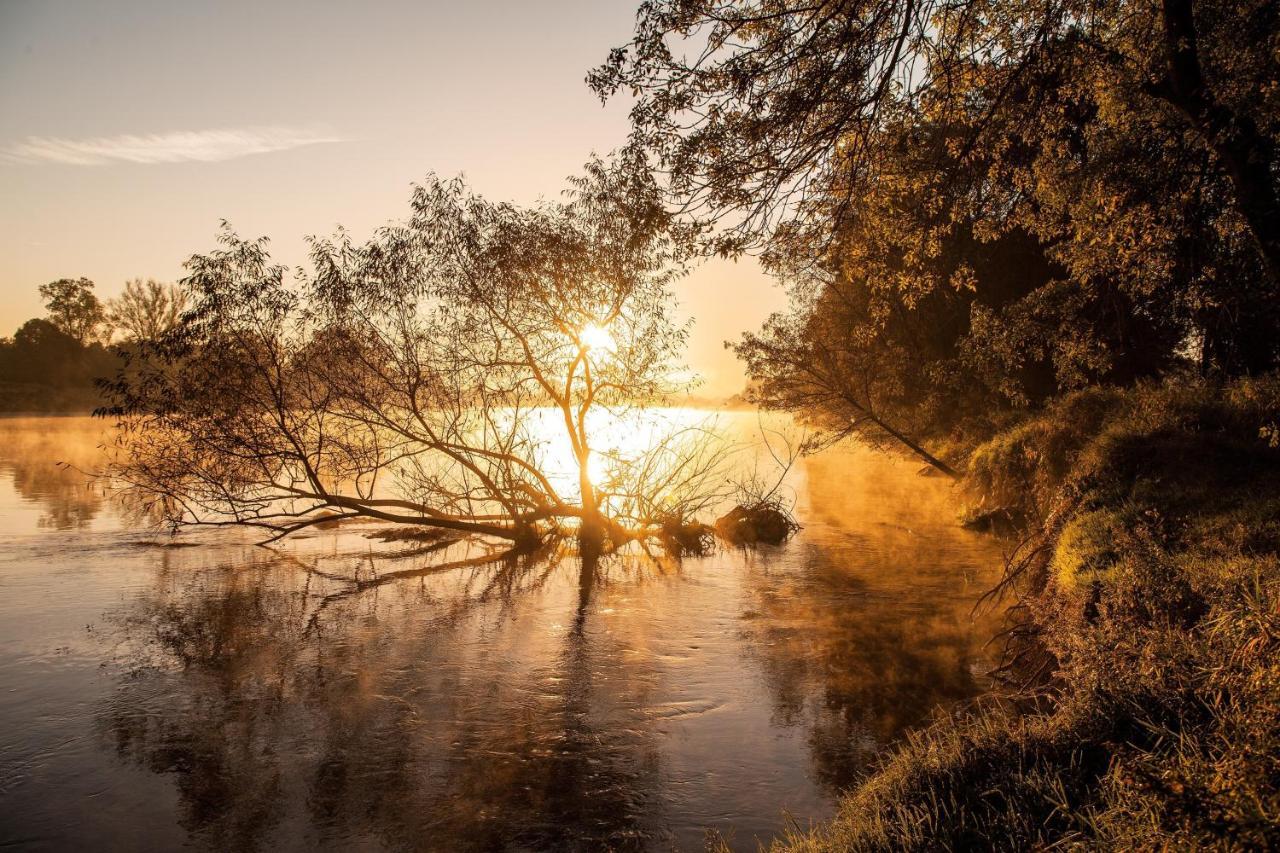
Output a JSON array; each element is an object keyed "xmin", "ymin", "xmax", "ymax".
[{"xmin": 0, "ymin": 414, "xmax": 1005, "ymax": 851}]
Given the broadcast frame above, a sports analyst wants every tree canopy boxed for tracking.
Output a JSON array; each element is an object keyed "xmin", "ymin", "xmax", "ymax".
[
  {"xmin": 107, "ymin": 278, "xmax": 189, "ymax": 342},
  {"xmin": 597, "ymin": 0, "xmax": 1280, "ymax": 470},
  {"xmin": 0, "ymin": 282, "xmax": 119, "ymax": 412},
  {"xmin": 103, "ymin": 162, "xmax": 729, "ymax": 551},
  {"xmin": 38, "ymin": 277, "xmax": 108, "ymax": 345}
]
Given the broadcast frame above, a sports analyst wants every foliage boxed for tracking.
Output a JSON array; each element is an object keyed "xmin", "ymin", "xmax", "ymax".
[
  {"xmin": 601, "ymin": 13, "xmax": 1280, "ymax": 839},
  {"xmin": 102, "ymin": 162, "xmax": 730, "ymax": 549},
  {"xmin": 0, "ymin": 317, "xmax": 118, "ymax": 412},
  {"xmin": 106, "ymin": 278, "xmax": 189, "ymax": 342},
  {"xmin": 771, "ymin": 376, "xmax": 1280, "ymax": 850},
  {"xmin": 38, "ymin": 277, "xmax": 108, "ymax": 345},
  {"xmin": 601, "ymin": 0, "xmax": 1280, "ymax": 473},
  {"xmin": 596, "ymin": 1, "xmax": 1280, "ymax": 278}
]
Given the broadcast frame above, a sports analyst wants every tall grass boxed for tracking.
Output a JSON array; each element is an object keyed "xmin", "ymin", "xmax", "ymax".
[{"xmin": 776, "ymin": 375, "xmax": 1280, "ymax": 850}]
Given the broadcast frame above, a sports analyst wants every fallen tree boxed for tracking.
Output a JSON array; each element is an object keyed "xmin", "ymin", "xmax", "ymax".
[{"xmin": 101, "ymin": 161, "xmax": 734, "ymax": 553}]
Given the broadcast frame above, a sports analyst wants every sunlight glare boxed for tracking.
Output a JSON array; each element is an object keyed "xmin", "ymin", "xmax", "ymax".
[
  {"xmin": 586, "ymin": 451, "xmax": 609, "ymax": 487},
  {"xmin": 580, "ymin": 322, "xmax": 615, "ymax": 353}
]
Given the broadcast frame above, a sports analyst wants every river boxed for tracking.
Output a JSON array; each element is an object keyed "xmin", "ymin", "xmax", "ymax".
[{"xmin": 0, "ymin": 414, "xmax": 1005, "ymax": 851}]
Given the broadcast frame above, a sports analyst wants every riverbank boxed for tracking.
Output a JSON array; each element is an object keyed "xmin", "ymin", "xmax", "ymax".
[
  {"xmin": 776, "ymin": 375, "xmax": 1280, "ymax": 849},
  {"xmin": 0, "ymin": 381, "xmax": 103, "ymax": 415}
]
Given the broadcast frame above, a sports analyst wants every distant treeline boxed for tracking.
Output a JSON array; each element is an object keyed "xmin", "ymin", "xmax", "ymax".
[{"xmin": 0, "ymin": 277, "xmax": 185, "ymax": 413}]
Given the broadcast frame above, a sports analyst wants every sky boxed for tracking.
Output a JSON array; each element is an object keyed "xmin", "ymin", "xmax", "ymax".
[{"xmin": 0, "ymin": 0, "xmax": 787, "ymax": 398}]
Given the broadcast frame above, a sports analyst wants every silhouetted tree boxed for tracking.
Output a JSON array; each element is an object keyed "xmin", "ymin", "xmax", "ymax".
[
  {"xmin": 104, "ymin": 162, "xmax": 726, "ymax": 549},
  {"xmin": 39, "ymin": 277, "xmax": 108, "ymax": 344},
  {"xmin": 107, "ymin": 278, "xmax": 189, "ymax": 342},
  {"xmin": 0, "ymin": 316, "xmax": 119, "ymax": 411},
  {"xmin": 594, "ymin": 1, "xmax": 1279, "ymax": 281},
  {"xmin": 599, "ymin": 0, "xmax": 1280, "ymax": 467}
]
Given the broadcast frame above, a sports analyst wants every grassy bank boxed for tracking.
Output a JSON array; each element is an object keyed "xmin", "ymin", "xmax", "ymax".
[{"xmin": 775, "ymin": 376, "xmax": 1280, "ymax": 850}]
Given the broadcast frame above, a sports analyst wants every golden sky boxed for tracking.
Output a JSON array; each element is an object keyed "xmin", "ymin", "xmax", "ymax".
[{"xmin": 0, "ymin": 0, "xmax": 785, "ymax": 398}]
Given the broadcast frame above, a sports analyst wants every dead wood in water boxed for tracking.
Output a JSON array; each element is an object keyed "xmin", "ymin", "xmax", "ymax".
[{"xmin": 714, "ymin": 502, "xmax": 800, "ymax": 546}]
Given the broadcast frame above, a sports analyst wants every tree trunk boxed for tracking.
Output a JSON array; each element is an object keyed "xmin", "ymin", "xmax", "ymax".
[
  {"xmin": 576, "ymin": 451, "xmax": 609, "ymax": 556},
  {"xmin": 866, "ymin": 415, "xmax": 960, "ymax": 479},
  {"xmin": 1158, "ymin": 0, "xmax": 1280, "ymax": 286}
]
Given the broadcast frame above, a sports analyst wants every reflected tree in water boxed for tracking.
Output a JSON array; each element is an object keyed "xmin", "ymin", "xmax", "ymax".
[
  {"xmin": 101, "ymin": 547, "xmax": 671, "ymax": 851},
  {"xmin": 740, "ymin": 546, "xmax": 993, "ymax": 790},
  {"xmin": 0, "ymin": 419, "xmax": 111, "ymax": 529}
]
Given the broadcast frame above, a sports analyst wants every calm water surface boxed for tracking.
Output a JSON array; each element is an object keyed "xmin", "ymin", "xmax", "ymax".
[{"xmin": 0, "ymin": 415, "xmax": 1005, "ymax": 851}]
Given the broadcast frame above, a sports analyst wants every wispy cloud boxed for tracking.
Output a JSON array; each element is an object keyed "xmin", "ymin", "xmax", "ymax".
[{"xmin": 2, "ymin": 126, "xmax": 343, "ymax": 165}]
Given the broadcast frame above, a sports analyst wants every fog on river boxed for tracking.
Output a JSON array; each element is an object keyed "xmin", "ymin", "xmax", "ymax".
[{"xmin": 0, "ymin": 414, "xmax": 1006, "ymax": 851}]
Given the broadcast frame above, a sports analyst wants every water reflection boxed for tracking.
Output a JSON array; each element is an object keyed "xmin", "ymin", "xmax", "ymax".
[
  {"xmin": 741, "ymin": 550, "xmax": 993, "ymax": 789},
  {"xmin": 0, "ymin": 417, "xmax": 113, "ymax": 530},
  {"xmin": 0, "ymin": 416, "xmax": 1006, "ymax": 851},
  {"xmin": 740, "ymin": 450, "xmax": 1003, "ymax": 790},
  {"xmin": 102, "ymin": 549, "xmax": 669, "ymax": 850}
]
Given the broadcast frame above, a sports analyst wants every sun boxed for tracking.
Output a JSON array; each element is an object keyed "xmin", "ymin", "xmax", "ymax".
[{"xmin": 580, "ymin": 322, "xmax": 615, "ymax": 353}]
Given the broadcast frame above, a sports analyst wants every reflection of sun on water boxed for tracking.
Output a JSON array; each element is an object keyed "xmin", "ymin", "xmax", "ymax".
[{"xmin": 528, "ymin": 407, "xmax": 712, "ymax": 498}]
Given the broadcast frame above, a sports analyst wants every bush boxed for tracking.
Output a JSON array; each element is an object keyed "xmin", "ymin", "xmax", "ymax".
[{"xmin": 1051, "ymin": 506, "xmax": 1126, "ymax": 592}]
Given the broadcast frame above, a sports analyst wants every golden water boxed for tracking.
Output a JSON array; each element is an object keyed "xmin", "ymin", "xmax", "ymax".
[{"xmin": 0, "ymin": 414, "xmax": 1005, "ymax": 851}]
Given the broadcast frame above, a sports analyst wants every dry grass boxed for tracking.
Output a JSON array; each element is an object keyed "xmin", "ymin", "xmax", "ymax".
[{"xmin": 775, "ymin": 375, "xmax": 1280, "ymax": 850}]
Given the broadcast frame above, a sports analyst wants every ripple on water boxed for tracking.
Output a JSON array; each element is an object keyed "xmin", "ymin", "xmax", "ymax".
[{"xmin": 0, "ymin": 414, "xmax": 1008, "ymax": 851}]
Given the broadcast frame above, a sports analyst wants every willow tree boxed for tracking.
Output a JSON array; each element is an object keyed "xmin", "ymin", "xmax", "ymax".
[{"xmin": 102, "ymin": 162, "xmax": 726, "ymax": 551}]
